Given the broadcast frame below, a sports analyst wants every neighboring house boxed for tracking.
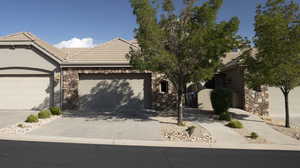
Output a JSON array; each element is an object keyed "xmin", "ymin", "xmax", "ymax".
[
  {"xmin": 0, "ymin": 32, "xmax": 297, "ymax": 118},
  {"xmin": 208, "ymin": 51, "xmax": 300, "ymax": 119}
]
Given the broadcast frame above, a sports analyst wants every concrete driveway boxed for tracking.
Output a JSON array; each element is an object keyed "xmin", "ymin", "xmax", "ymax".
[
  {"xmin": 29, "ymin": 112, "xmax": 162, "ymax": 141},
  {"xmin": 0, "ymin": 110, "xmax": 36, "ymax": 128}
]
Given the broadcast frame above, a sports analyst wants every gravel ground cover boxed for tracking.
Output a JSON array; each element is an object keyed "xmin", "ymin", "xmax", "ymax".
[
  {"xmin": 0, "ymin": 115, "xmax": 61, "ymax": 135},
  {"xmin": 151, "ymin": 116, "xmax": 213, "ymax": 144}
]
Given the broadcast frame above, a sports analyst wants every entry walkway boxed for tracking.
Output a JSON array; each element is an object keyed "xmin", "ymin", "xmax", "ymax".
[
  {"xmin": 230, "ymin": 109, "xmax": 300, "ymax": 145},
  {"xmin": 184, "ymin": 108, "xmax": 248, "ymax": 144}
]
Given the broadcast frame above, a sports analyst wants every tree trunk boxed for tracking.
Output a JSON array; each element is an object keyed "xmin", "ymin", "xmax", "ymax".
[
  {"xmin": 283, "ymin": 92, "xmax": 290, "ymax": 128},
  {"xmin": 177, "ymin": 89, "xmax": 184, "ymax": 125}
]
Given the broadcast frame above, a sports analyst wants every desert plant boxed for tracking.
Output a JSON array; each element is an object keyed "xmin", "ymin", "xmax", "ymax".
[
  {"xmin": 178, "ymin": 122, "xmax": 186, "ymax": 127},
  {"xmin": 17, "ymin": 123, "xmax": 25, "ymax": 128},
  {"xmin": 50, "ymin": 107, "xmax": 62, "ymax": 115},
  {"xmin": 219, "ymin": 112, "xmax": 231, "ymax": 121},
  {"xmin": 250, "ymin": 132, "xmax": 258, "ymax": 139},
  {"xmin": 226, "ymin": 120, "xmax": 243, "ymax": 129},
  {"xmin": 38, "ymin": 110, "xmax": 51, "ymax": 119},
  {"xmin": 210, "ymin": 88, "xmax": 233, "ymax": 115},
  {"xmin": 25, "ymin": 115, "xmax": 39, "ymax": 123},
  {"xmin": 186, "ymin": 126, "xmax": 196, "ymax": 136}
]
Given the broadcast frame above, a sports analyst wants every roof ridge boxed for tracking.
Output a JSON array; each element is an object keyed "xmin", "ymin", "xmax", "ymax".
[
  {"xmin": 92, "ymin": 37, "xmax": 120, "ymax": 48},
  {"xmin": 69, "ymin": 38, "xmax": 122, "ymax": 58},
  {"xmin": 0, "ymin": 32, "xmax": 33, "ymax": 41},
  {"xmin": 22, "ymin": 32, "xmax": 35, "ymax": 41},
  {"xmin": 117, "ymin": 38, "xmax": 138, "ymax": 48}
]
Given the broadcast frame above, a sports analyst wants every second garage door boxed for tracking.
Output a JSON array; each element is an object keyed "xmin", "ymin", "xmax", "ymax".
[
  {"xmin": 0, "ymin": 76, "xmax": 51, "ymax": 110},
  {"xmin": 78, "ymin": 73, "xmax": 151, "ymax": 112}
]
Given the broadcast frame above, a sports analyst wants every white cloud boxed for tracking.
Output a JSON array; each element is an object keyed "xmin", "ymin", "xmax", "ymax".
[{"xmin": 54, "ymin": 37, "xmax": 95, "ymax": 48}]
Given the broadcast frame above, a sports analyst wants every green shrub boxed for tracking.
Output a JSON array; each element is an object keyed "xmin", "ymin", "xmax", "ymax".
[
  {"xmin": 210, "ymin": 88, "xmax": 233, "ymax": 115},
  {"xmin": 25, "ymin": 115, "xmax": 39, "ymax": 123},
  {"xmin": 186, "ymin": 126, "xmax": 196, "ymax": 136},
  {"xmin": 226, "ymin": 120, "xmax": 243, "ymax": 129},
  {"xmin": 38, "ymin": 110, "xmax": 51, "ymax": 119},
  {"xmin": 50, "ymin": 107, "xmax": 62, "ymax": 115},
  {"xmin": 219, "ymin": 112, "xmax": 231, "ymax": 121},
  {"xmin": 250, "ymin": 132, "xmax": 259, "ymax": 139},
  {"xmin": 17, "ymin": 123, "xmax": 25, "ymax": 128}
]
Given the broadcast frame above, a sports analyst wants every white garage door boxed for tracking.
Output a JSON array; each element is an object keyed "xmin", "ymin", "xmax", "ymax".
[
  {"xmin": 78, "ymin": 74, "xmax": 150, "ymax": 112},
  {"xmin": 269, "ymin": 87, "xmax": 300, "ymax": 118},
  {"xmin": 0, "ymin": 76, "xmax": 50, "ymax": 110}
]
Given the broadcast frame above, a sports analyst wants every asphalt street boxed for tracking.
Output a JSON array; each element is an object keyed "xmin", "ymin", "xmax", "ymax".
[{"xmin": 0, "ymin": 140, "xmax": 299, "ymax": 168}]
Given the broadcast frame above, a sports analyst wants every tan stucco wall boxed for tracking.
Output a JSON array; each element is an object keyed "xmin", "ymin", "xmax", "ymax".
[
  {"xmin": 197, "ymin": 89, "xmax": 213, "ymax": 111},
  {"xmin": 0, "ymin": 46, "xmax": 58, "ymax": 72},
  {"xmin": 269, "ymin": 87, "xmax": 300, "ymax": 117}
]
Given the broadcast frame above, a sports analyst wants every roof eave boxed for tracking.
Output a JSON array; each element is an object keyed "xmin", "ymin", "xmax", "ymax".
[
  {"xmin": 0, "ymin": 41, "xmax": 64, "ymax": 63},
  {"xmin": 60, "ymin": 61, "xmax": 131, "ymax": 67}
]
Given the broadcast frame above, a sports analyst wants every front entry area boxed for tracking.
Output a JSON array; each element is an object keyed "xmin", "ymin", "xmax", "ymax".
[{"xmin": 0, "ymin": 76, "xmax": 51, "ymax": 110}]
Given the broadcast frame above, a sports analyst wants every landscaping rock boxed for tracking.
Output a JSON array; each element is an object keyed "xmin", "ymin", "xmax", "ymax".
[
  {"xmin": 0, "ymin": 115, "xmax": 62, "ymax": 135},
  {"xmin": 161, "ymin": 123, "xmax": 213, "ymax": 144}
]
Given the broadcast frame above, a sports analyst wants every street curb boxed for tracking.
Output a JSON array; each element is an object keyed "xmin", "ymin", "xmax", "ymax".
[{"xmin": 1, "ymin": 134, "xmax": 300, "ymax": 151}]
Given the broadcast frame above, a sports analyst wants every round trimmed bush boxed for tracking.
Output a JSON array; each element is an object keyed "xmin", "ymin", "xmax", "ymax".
[
  {"xmin": 210, "ymin": 88, "xmax": 233, "ymax": 115},
  {"xmin": 38, "ymin": 110, "xmax": 51, "ymax": 119},
  {"xmin": 25, "ymin": 114, "xmax": 39, "ymax": 123},
  {"xmin": 250, "ymin": 132, "xmax": 259, "ymax": 139},
  {"xmin": 226, "ymin": 120, "xmax": 243, "ymax": 129},
  {"xmin": 50, "ymin": 107, "xmax": 62, "ymax": 115},
  {"xmin": 219, "ymin": 112, "xmax": 231, "ymax": 121}
]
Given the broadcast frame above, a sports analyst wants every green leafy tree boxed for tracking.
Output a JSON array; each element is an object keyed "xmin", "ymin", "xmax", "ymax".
[
  {"xmin": 128, "ymin": 0, "xmax": 240, "ymax": 125},
  {"xmin": 243, "ymin": 0, "xmax": 300, "ymax": 128}
]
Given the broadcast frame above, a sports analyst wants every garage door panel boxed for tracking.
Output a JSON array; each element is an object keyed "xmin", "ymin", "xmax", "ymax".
[
  {"xmin": 0, "ymin": 77, "xmax": 50, "ymax": 110},
  {"xmin": 79, "ymin": 74, "xmax": 149, "ymax": 112},
  {"xmin": 269, "ymin": 87, "xmax": 300, "ymax": 117}
]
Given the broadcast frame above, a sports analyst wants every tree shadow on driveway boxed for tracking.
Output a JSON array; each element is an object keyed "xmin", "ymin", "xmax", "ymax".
[{"xmin": 64, "ymin": 79, "xmax": 158, "ymax": 121}]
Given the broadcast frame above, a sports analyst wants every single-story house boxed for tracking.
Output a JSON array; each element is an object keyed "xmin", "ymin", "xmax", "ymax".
[
  {"xmin": 0, "ymin": 32, "xmax": 153, "ymax": 112},
  {"xmin": 200, "ymin": 51, "xmax": 300, "ymax": 118},
  {"xmin": 0, "ymin": 32, "xmax": 298, "ymax": 118}
]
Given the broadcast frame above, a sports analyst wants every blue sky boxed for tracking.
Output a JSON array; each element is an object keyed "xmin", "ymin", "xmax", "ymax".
[{"xmin": 0, "ymin": 0, "xmax": 299, "ymax": 47}]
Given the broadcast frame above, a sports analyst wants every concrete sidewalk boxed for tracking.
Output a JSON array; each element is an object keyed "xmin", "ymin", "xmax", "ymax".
[
  {"xmin": 230, "ymin": 109, "xmax": 300, "ymax": 145},
  {"xmin": 196, "ymin": 122, "xmax": 248, "ymax": 144},
  {"xmin": 185, "ymin": 109, "xmax": 248, "ymax": 145}
]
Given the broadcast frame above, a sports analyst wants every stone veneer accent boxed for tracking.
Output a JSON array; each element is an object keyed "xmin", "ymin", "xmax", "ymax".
[
  {"xmin": 62, "ymin": 67, "xmax": 151, "ymax": 110},
  {"xmin": 244, "ymin": 86, "xmax": 269, "ymax": 116},
  {"xmin": 151, "ymin": 73, "xmax": 177, "ymax": 111}
]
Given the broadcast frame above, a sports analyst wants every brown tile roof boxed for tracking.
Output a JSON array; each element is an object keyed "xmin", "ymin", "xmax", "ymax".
[
  {"xmin": 0, "ymin": 32, "xmax": 32, "ymax": 41},
  {"xmin": 0, "ymin": 32, "xmax": 244, "ymax": 66},
  {"xmin": 222, "ymin": 51, "xmax": 241, "ymax": 65},
  {"xmin": 64, "ymin": 38, "xmax": 137, "ymax": 63},
  {"xmin": 0, "ymin": 32, "xmax": 67, "ymax": 61}
]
